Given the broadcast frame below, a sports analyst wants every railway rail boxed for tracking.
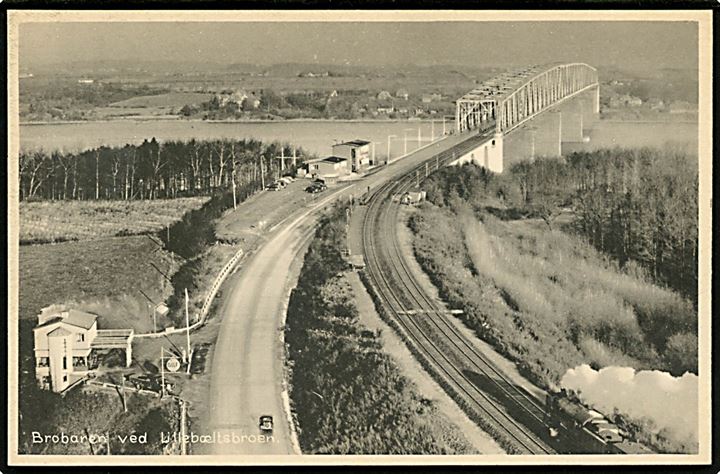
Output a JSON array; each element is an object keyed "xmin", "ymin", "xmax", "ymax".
[{"xmin": 361, "ymin": 131, "xmax": 555, "ymax": 454}]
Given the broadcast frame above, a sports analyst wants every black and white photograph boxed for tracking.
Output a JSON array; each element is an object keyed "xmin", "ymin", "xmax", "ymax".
[{"xmin": 6, "ymin": 10, "xmax": 712, "ymax": 466}]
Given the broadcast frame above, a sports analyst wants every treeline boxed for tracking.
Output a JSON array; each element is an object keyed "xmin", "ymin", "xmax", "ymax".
[
  {"xmin": 422, "ymin": 147, "xmax": 698, "ymax": 304},
  {"xmin": 285, "ymin": 205, "xmax": 473, "ymax": 454},
  {"xmin": 19, "ymin": 138, "xmax": 305, "ymax": 202}
]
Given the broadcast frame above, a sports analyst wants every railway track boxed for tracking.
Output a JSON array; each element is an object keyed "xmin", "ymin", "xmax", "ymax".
[{"xmin": 361, "ymin": 132, "xmax": 555, "ymax": 454}]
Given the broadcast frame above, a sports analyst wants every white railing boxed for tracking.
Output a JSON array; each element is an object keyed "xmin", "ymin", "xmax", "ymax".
[{"xmin": 135, "ymin": 247, "xmax": 244, "ymax": 339}]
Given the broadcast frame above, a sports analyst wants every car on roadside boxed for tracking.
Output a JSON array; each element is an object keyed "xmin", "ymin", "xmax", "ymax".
[
  {"xmin": 266, "ymin": 182, "xmax": 282, "ymax": 191},
  {"xmin": 279, "ymin": 176, "xmax": 294, "ymax": 185},
  {"xmin": 305, "ymin": 184, "xmax": 326, "ymax": 194},
  {"xmin": 259, "ymin": 415, "xmax": 274, "ymax": 433},
  {"xmin": 129, "ymin": 374, "xmax": 165, "ymax": 392}
]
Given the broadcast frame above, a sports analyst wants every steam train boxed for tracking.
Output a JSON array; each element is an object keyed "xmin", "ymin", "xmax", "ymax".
[{"xmin": 545, "ymin": 390, "xmax": 655, "ymax": 454}]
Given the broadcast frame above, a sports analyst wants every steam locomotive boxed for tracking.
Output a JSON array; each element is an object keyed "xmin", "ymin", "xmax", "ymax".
[{"xmin": 545, "ymin": 389, "xmax": 655, "ymax": 454}]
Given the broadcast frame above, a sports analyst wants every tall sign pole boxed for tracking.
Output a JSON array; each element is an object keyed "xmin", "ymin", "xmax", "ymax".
[{"xmin": 160, "ymin": 346, "xmax": 166, "ymax": 398}]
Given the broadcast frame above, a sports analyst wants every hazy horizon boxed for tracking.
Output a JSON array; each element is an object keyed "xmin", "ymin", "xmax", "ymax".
[{"xmin": 20, "ymin": 21, "xmax": 699, "ymax": 73}]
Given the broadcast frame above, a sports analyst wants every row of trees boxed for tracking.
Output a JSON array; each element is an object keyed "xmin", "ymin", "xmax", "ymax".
[
  {"xmin": 422, "ymin": 146, "xmax": 699, "ymax": 304},
  {"xmin": 19, "ymin": 138, "xmax": 306, "ymax": 202}
]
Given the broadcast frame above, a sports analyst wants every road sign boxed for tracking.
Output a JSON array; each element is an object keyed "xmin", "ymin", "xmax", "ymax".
[{"xmin": 166, "ymin": 357, "xmax": 181, "ymax": 373}]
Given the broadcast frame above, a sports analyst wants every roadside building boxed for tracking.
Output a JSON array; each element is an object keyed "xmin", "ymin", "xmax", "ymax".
[
  {"xmin": 332, "ymin": 139, "xmax": 372, "ymax": 172},
  {"xmin": 315, "ymin": 156, "xmax": 350, "ymax": 178},
  {"xmin": 33, "ymin": 305, "xmax": 134, "ymax": 393},
  {"xmin": 400, "ymin": 189, "xmax": 427, "ymax": 205}
]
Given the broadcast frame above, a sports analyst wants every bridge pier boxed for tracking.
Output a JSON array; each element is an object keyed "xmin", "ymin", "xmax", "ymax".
[{"xmin": 449, "ymin": 132, "xmax": 504, "ymax": 173}]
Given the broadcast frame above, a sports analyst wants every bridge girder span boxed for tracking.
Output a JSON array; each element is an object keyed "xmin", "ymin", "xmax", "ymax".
[{"xmin": 456, "ymin": 63, "xmax": 599, "ymax": 134}]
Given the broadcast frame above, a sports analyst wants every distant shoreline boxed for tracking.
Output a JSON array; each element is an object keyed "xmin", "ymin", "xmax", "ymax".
[{"xmin": 19, "ymin": 117, "xmax": 452, "ymax": 126}]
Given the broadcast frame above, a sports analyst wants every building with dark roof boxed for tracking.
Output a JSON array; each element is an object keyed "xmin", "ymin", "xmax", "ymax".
[{"xmin": 332, "ymin": 139, "xmax": 373, "ymax": 172}]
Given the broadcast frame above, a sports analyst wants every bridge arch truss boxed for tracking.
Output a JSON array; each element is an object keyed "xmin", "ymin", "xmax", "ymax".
[{"xmin": 456, "ymin": 63, "xmax": 599, "ymax": 135}]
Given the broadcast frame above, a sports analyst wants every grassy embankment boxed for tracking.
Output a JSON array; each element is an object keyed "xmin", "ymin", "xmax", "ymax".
[
  {"xmin": 285, "ymin": 205, "xmax": 474, "ymax": 454},
  {"xmin": 408, "ymin": 160, "xmax": 697, "ymax": 453}
]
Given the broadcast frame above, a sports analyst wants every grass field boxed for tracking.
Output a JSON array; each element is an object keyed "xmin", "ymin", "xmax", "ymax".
[
  {"xmin": 20, "ymin": 197, "xmax": 211, "ymax": 244},
  {"xmin": 18, "ymin": 235, "xmax": 181, "ymax": 330},
  {"xmin": 108, "ymin": 92, "xmax": 213, "ymax": 108}
]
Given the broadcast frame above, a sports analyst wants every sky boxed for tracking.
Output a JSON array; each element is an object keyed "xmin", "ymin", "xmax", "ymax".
[{"xmin": 19, "ymin": 21, "xmax": 699, "ymax": 72}]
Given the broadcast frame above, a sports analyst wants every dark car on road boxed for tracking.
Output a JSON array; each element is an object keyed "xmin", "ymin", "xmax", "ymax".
[
  {"xmin": 305, "ymin": 182, "xmax": 327, "ymax": 193},
  {"xmin": 259, "ymin": 415, "xmax": 274, "ymax": 433}
]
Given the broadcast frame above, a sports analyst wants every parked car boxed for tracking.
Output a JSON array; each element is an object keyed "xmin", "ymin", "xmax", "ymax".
[
  {"xmin": 266, "ymin": 183, "xmax": 282, "ymax": 191},
  {"xmin": 129, "ymin": 374, "xmax": 163, "ymax": 392},
  {"xmin": 275, "ymin": 180, "xmax": 287, "ymax": 188},
  {"xmin": 259, "ymin": 415, "xmax": 274, "ymax": 432},
  {"xmin": 279, "ymin": 176, "xmax": 294, "ymax": 185}
]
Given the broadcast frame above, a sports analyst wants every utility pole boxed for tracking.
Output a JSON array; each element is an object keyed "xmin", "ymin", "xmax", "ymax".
[
  {"xmin": 160, "ymin": 347, "xmax": 166, "ymax": 398},
  {"xmin": 152, "ymin": 304, "xmax": 157, "ymax": 333},
  {"xmin": 232, "ymin": 170, "xmax": 237, "ymax": 210},
  {"xmin": 425, "ymin": 162, "xmax": 429, "ymax": 178},
  {"xmin": 292, "ymin": 148, "xmax": 297, "ymax": 168},
  {"xmin": 184, "ymin": 288, "xmax": 191, "ymax": 363},
  {"xmin": 275, "ymin": 148, "xmax": 285, "ymax": 172},
  {"xmin": 386, "ymin": 135, "xmax": 397, "ymax": 164},
  {"xmin": 180, "ymin": 400, "xmax": 187, "ymax": 455},
  {"xmin": 417, "ymin": 128, "xmax": 422, "ymax": 149},
  {"xmin": 431, "ymin": 120, "xmax": 435, "ymax": 141},
  {"xmin": 121, "ymin": 374, "xmax": 127, "ymax": 413}
]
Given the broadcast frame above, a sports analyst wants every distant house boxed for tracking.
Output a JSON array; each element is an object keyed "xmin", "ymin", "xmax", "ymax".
[
  {"xmin": 77, "ymin": 79, "xmax": 95, "ymax": 85},
  {"xmin": 377, "ymin": 106, "xmax": 394, "ymax": 114},
  {"xmin": 626, "ymin": 96, "xmax": 643, "ymax": 107},
  {"xmin": 395, "ymin": 89, "xmax": 409, "ymax": 100},
  {"xmin": 397, "ymin": 107, "xmax": 409, "ymax": 115},
  {"xmin": 243, "ymin": 93, "xmax": 261, "ymax": 110},
  {"xmin": 33, "ymin": 305, "xmax": 134, "ymax": 393},
  {"xmin": 422, "ymin": 93, "xmax": 442, "ymax": 103},
  {"xmin": 377, "ymin": 90, "xmax": 392, "ymax": 101},
  {"xmin": 333, "ymin": 139, "xmax": 372, "ymax": 171},
  {"xmin": 648, "ymin": 99, "xmax": 665, "ymax": 111}
]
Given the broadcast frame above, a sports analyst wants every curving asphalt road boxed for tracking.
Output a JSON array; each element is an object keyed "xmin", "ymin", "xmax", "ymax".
[{"xmin": 200, "ymin": 132, "xmax": 472, "ymax": 456}]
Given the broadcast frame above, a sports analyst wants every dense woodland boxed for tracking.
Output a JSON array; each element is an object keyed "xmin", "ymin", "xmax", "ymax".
[
  {"xmin": 422, "ymin": 147, "xmax": 698, "ymax": 305},
  {"xmin": 19, "ymin": 138, "xmax": 305, "ymax": 202}
]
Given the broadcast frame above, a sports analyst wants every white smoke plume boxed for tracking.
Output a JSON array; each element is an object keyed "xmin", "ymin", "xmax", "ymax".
[{"xmin": 560, "ymin": 364, "xmax": 698, "ymax": 449}]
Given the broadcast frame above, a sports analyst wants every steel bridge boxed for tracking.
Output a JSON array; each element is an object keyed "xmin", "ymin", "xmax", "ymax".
[{"xmin": 455, "ymin": 63, "xmax": 599, "ymax": 135}]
